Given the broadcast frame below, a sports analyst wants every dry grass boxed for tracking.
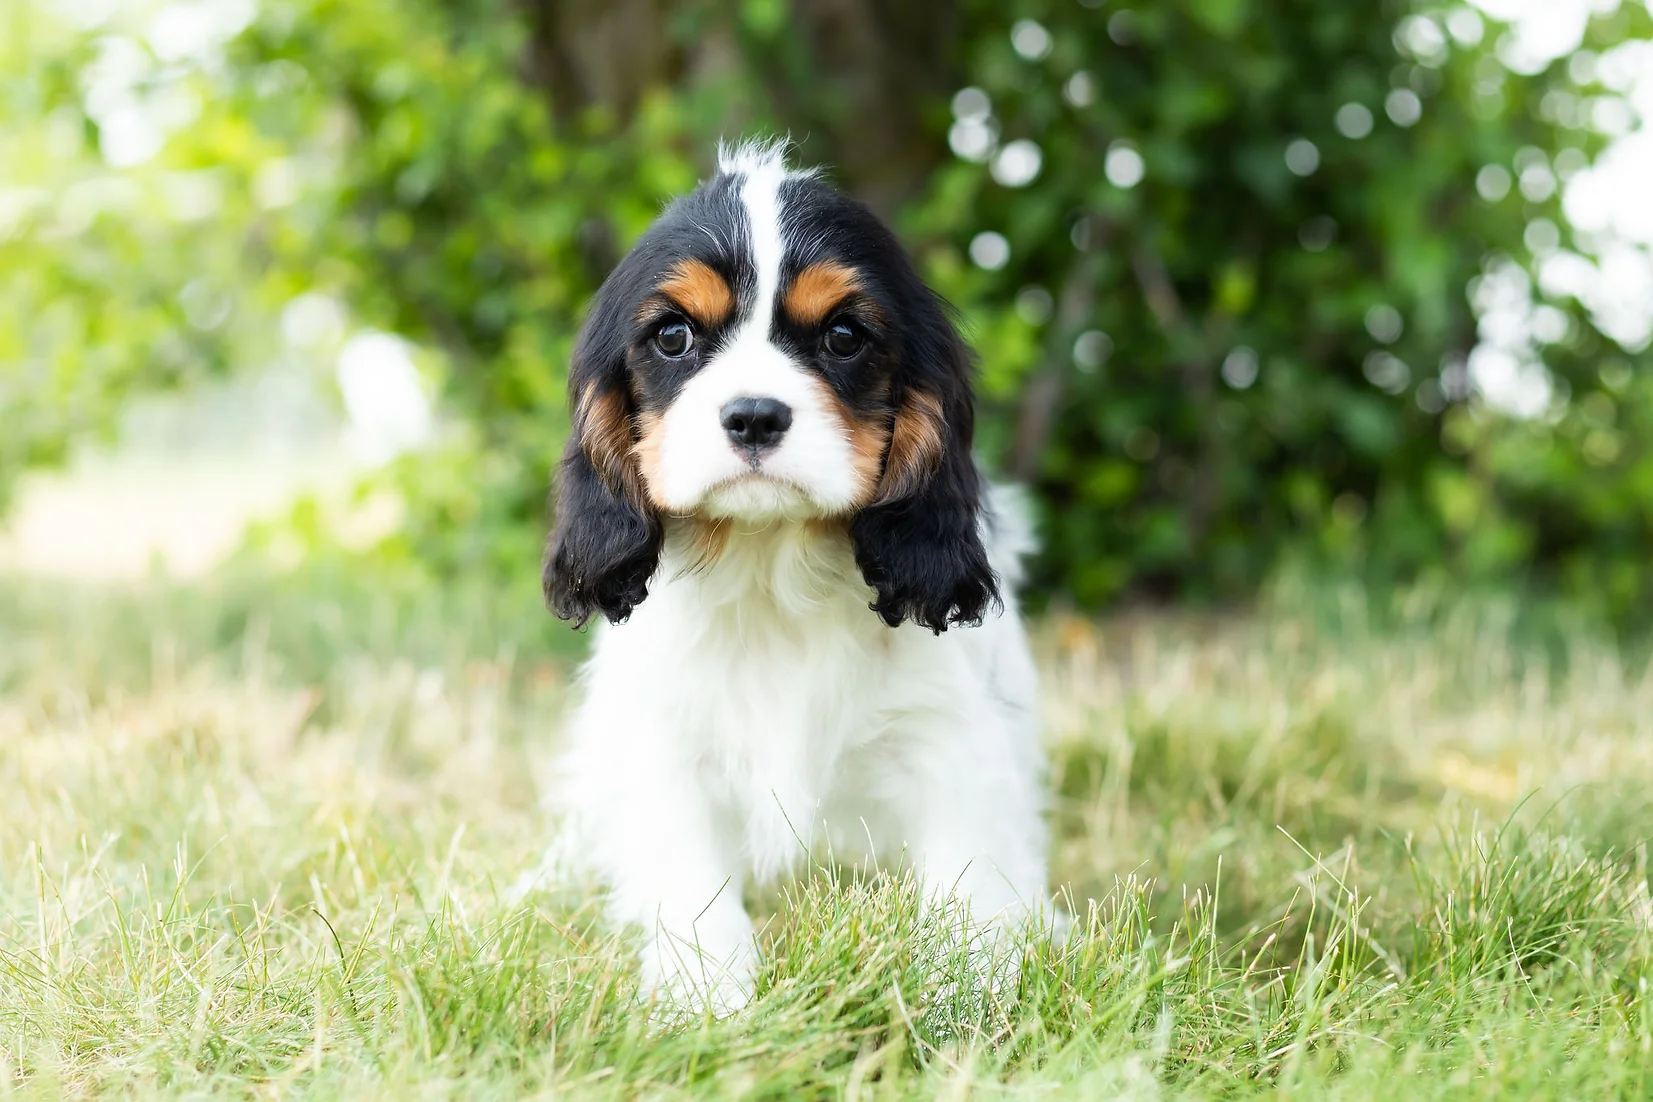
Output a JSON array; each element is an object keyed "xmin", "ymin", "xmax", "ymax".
[{"xmin": 1, "ymin": 576, "xmax": 1651, "ymax": 1098}]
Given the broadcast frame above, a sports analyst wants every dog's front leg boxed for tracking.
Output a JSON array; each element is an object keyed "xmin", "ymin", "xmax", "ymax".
[
  {"xmin": 563, "ymin": 735, "xmax": 758, "ymax": 1015},
  {"xmin": 627, "ymin": 790, "xmax": 757, "ymax": 1017},
  {"xmin": 891, "ymin": 708, "xmax": 1049, "ymax": 952},
  {"xmin": 874, "ymin": 715, "xmax": 1046, "ymax": 1001}
]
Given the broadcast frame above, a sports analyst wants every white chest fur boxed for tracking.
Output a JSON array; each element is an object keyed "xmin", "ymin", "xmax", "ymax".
[{"xmin": 549, "ymin": 509, "xmax": 1047, "ymax": 1011}]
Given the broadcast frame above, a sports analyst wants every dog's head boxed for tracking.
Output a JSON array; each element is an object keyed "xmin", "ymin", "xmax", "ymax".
[{"xmin": 545, "ymin": 141, "xmax": 995, "ymax": 632}]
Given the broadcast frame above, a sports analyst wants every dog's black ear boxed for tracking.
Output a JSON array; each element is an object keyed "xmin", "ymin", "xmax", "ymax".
[
  {"xmin": 850, "ymin": 290, "xmax": 998, "ymax": 633},
  {"xmin": 544, "ymin": 318, "xmax": 661, "ymax": 627}
]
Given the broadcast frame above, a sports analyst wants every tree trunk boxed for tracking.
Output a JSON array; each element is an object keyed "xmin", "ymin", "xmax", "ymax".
[{"xmin": 516, "ymin": 0, "xmax": 960, "ymax": 217}]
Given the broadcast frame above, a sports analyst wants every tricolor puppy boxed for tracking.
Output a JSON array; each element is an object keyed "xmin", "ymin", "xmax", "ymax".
[{"xmin": 542, "ymin": 141, "xmax": 1047, "ymax": 1012}]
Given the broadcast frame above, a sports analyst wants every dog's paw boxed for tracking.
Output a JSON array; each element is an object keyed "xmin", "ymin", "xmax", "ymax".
[{"xmin": 641, "ymin": 929, "xmax": 758, "ymax": 1019}]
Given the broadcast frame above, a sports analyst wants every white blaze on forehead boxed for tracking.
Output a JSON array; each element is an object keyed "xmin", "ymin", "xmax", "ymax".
[{"xmin": 719, "ymin": 139, "xmax": 792, "ymax": 336}]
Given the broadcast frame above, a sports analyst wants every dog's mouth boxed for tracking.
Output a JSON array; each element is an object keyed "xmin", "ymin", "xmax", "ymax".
[
  {"xmin": 711, "ymin": 465, "xmax": 796, "ymax": 489},
  {"xmin": 696, "ymin": 472, "xmax": 820, "ymax": 521}
]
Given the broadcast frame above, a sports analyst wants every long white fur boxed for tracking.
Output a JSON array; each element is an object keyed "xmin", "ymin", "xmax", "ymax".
[{"xmin": 544, "ymin": 142, "xmax": 1049, "ymax": 1013}]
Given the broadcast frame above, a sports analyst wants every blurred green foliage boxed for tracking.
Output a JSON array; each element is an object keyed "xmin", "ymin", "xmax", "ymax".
[
  {"xmin": 3, "ymin": 0, "xmax": 1652, "ymax": 618},
  {"xmin": 931, "ymin": 2, "xmax": 1653, "ymax": 611},
  {"xmin": 1, "ymin": 5, "xmax": 267, "ymax": 504}
]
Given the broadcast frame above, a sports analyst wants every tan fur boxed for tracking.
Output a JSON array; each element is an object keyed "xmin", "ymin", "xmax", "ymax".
[
  {"xmin": 631, "ymin": 411, "xmax": 671, "ymax": 511},
  {"xmin": 652, "ymin": 258, "xmax": 735, "ymax": 328},
  {"xmin": 799, "ymin": 374, "xmax": 888, "ymax": 508},
  {"xmin": 847, "ymin": 418, "xmax": 891, "ymax": 506},
  {"xmin": 635, "ymin": 421, "xmax": 728, "ymax": 570},
  {"xmin": 782, "ymin": 260, "xmax": 861, "ymax": 327},
  {"xmin": 875, "ymin": 388, "xmax": 946, "ymax": 504},
  {"xmin": 682, "ymin": 516, "xmax": 731, "ymax": 571},
  {"xmin": 579, "ymin": 383, "xmax": 644, "ymax": 502}
]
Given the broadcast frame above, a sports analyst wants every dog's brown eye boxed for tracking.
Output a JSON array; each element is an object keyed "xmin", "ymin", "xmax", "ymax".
[
  {"xmin": 654, "ymin": 321, "xmax": 695, "ymax": 358},
  {"xmin": 822, "ymin": 321, "xmax": 864, "ymax": 359}
]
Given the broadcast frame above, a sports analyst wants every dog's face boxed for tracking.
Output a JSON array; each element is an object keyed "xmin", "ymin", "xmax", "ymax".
[{"xmin": 545, "ymin": 143, "xmax": 996, "ymax": 632}]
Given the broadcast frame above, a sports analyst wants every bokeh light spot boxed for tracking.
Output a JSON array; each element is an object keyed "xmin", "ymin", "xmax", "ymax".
[
  {"xmin": 969, "ymin": 231, "xmax": 1010, "ymax": 271},
  {"xmin": 1285, "ymin": 138, "xmax": 1320, "ymax": 176},
  {"xmin": 991, "ymin": 140, "xmax": 1043, "ymax": 187},
  {"xmin": 1105, "ymin": 142, "xmax": 1144, "ymax": 188},
  {"xmin": 1335, "ymin": 103, "xmax": 1374, "ymax": 139}
]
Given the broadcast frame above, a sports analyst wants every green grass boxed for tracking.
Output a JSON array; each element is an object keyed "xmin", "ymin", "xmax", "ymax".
[{"xmin": 2, "ymin": 575, "xmax": 1652, "ymax": 1098}]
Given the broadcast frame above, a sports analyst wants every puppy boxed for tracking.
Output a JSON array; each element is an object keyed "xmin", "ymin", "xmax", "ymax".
[{"xmin": 541, "ymin": 141, "xmax": 1047, "ymax": 1012}]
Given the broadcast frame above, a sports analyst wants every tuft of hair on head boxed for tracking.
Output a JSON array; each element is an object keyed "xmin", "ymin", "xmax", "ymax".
[
  {"xmin": 716, "ymin": 136, "xmax": 792, "ymax": 178},
  {"xmin": 715, "ymin": 136, "xmax": 823, "ymax": 183}
]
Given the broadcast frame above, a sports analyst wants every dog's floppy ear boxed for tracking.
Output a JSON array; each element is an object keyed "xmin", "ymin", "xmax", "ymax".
[
  {"xmin": 544, "ymin": 309, "xmax": 661, "ymax": 627},
  {"xmin": 850, "ymin": 290, "xmax": 998, "ymax": 633}
]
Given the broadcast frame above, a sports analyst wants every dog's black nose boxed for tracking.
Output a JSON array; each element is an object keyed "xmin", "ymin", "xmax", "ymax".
[{"xmin": 720, "ymin": 397, "xmax": 793, "ymax": 450}]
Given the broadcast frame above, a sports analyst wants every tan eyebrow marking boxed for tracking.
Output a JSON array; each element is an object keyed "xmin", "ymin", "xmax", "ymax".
[
  {"xmin": 650, "ymin": 257, "xmax": 735, "ymax": 328},
  {"xmin": 782, "ymin": 260, "xmax": 862, "ymax": 327}
]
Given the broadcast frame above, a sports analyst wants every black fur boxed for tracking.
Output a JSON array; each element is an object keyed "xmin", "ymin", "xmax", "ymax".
[
  {"xmin": 780, "ymin": 177, "xmax": 999, "ymax": 632},
  {"xmin": 545, "ymin": 437, "xmax": 659, "ymax": 626},
  {"xmin": 542, "ymin": 254, "xmax": 663, "ymax": 626},
  {"xmin": 850, "ymin": 290, "xmax": 998, "ymax": 634}
]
